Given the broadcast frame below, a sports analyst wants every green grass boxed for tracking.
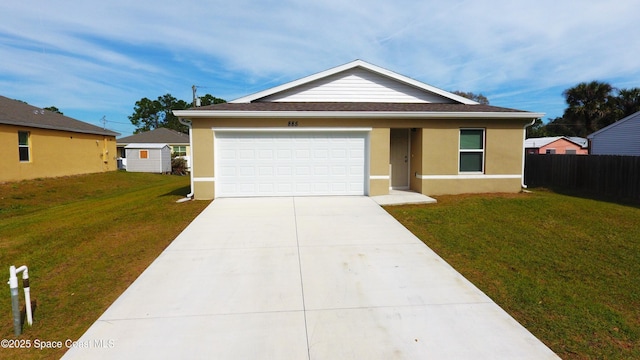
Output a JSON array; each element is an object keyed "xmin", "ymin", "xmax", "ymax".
[
  {"xmin": 385, "ymin": 191, "xmax": 640, "ymax": 360},
  {"xmin": 0, "ymin": 172, "xmax": 209, "ymax": 359},
  {"xmin": 3, "ymin": 176, "xmax": 638, "ymax": 359}
]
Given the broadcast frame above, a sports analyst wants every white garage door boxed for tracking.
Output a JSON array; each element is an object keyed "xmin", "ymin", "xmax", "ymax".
[{"xmin": 215, "ymin": 130, "xmax": 368, "ymax": 197}]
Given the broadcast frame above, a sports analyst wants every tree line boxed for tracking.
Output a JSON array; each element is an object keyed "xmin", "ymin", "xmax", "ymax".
[
  {"xmin": 123, "ymin": 81, "xmax": 639, "ymax": 137},
  {"xmin": 528, "ymin": 81, "xmax": 640, "ymax": 138},
  {"xmin": 128, "ymin": 93, "xmax": 226, "ymax": 134}
]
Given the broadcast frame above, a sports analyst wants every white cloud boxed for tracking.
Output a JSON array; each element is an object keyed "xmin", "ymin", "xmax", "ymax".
[{"xmin": 1, "ymin": 0, "xmax": 640, "ymax": 131}]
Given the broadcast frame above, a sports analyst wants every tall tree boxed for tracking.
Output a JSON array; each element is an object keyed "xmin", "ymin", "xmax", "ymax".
[
  {"xmin": 44, "ymin": 106, "xmax": 63, "ymax": 115},
  {"xmin": 452, "ymin": 91, "xmax": 490, "ymax": 105},
  {"xmin": 562, "ymin": 81, "xmax": 615, "ymax": 136},
  {"xmin": 614, "ymin": 88, "xmax": 640, "ymax": 119},
  {"xmin": 129, "ymin": 94, "xmax": 190, "ymax": 133},
  {"xmin": 198, "ymin": 94, "xmax": 226, "ymax": 106},
  {"xmin": 129, "ymin": 93, "xmax": 226, "ymax": 134}
]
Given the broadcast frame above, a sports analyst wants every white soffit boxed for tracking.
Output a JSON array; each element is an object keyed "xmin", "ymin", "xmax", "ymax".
[{"xmin": 173, "ymin": 109, "xmax": 545, "ymax": 119}]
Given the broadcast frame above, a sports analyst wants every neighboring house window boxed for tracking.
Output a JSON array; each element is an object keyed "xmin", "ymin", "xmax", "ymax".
[
  {"xmin": 18, "ymin": 131, "xmax": 30, "ymax": 162},
  {"xmin": 173, "ymin": 146, "xmax": 187, "ymax": 156},
  {"xmin": 566, "ymin": 149, "xmax": 577, "ymax": 155},
  {"xmin": 139, "ymin": 150, "xmax": 149, "ymax": 159},
  {"xmin": 546, "ymin": 149, "xmax": 556, "ymax": 154},
  {"xmin": 459, "ymin": 129, "xmax": 484, "ymax": 173}
]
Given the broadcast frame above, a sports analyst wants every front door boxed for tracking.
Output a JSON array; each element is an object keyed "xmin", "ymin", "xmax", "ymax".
[{"xmin": 390, "ymin": 129, "xmax": 409, "ymax": 189}]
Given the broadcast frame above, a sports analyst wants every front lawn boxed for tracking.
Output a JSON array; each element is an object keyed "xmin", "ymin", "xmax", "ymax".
[
  {"xmin": 385, "ymin": 191, "xmax": 640, "ymax": 360},
  {"xmin": 0, "ymin": 172, "xmax": 209, "ymax": 359}
]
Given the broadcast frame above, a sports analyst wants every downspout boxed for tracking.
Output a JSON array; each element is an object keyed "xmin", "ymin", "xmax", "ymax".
[
  {"xmin": 179, "ymin": 117, "xmax": 194, "ymax": 199},
  {"xmin": 521, "ymin": 118, "xmax": 537, "ymax": 189}
]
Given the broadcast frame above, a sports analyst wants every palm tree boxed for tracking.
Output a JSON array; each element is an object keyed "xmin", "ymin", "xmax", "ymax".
[
  {"xmin": 562, "ymin": 81, "xmax": 614, "ymax": 136},
  {"xmin": 615, "ymin": 88, "xmax": 640, "ymax": 118}
]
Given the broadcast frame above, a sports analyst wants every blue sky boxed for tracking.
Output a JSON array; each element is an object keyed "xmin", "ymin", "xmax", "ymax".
[{"xmin": 1, "ymin": 0, "xmax": 639, "ymax": 136}]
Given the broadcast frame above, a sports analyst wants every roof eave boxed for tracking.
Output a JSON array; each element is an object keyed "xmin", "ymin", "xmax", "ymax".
[
  {"xmin": 0, "ymin": 119, "xmax": 119, "ymax": 137},
  {"xmin": 173, "ymin": 110, "xmax": 545, "ymax": 119}
]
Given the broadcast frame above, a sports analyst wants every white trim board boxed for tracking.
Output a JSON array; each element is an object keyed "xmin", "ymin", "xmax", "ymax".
[
  {"xmin": 370, "ymin": 175, "xmax": 390, "ymax": 180},
  {"xmin": 193, "ymin": 177, "xmax": 215, "ymax": 182},
  {"xmin": 175, "ymin": 110, "xmax": 545, "ymax": 119},
  {"xmin": 416, "ymin": 174, "xmax": 522, "ymax": 180},
  {"xmin": 212, "ymin": 127, "xmax": 372, "ymax": 132}
]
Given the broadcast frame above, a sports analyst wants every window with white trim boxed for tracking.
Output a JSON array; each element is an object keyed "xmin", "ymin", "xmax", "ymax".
[
  {"xmin": 173, "ymin": 145, "xmax": 186, "ymax": 156},
  {"xmin": 459, "ymin": 129, "xmax": 484, "ymax": 173},
  {"xmin": 18, "ymin": 131, "xmax": 30, "ymax": 162}
]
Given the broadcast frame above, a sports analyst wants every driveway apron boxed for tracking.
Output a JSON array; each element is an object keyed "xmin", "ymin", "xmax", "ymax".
[{"xmin": 62, "ymin": 197, "xmax": 559, "ymax": 359}]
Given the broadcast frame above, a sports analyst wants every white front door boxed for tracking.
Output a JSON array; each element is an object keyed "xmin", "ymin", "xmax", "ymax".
[
  {"xmin": 215, "ymin": 130, "xmax": 368, "ymax": 197},
  {"xmin": 390, "ymin": 129, "xmax": 409, "ymax": 189}
]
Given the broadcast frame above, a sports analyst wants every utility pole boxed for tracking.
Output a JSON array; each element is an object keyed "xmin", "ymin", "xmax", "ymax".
[
  {"xmin": 192, "ymin": 85, "xmax": 198, "ymax": 107},
  {"xmin": 101, "ymin": 115, "xmax": 107, "ymax": 129}
]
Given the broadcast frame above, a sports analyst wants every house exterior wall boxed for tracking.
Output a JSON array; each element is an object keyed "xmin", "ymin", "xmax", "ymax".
[
  {"xmin": 187, "ymin": 117, "xmax": 530, "ymax": 199},
  {"xmin": 0, "ymin": 124, "xmax": 117, "ymax": 182},
  {"xmin": 590, "ymin": 112, "xmax": 640, "ymax": 155},
  {"xmin": 125, "ymin": 146, "xmax": 171, "ymax": 173},
  {"xmin": 418, "ymin": 120, "xmax": 527, "ymax": 195},
  {"xmin": 369, "ymin": 128, "xmax": 390, "ymax": 196}
]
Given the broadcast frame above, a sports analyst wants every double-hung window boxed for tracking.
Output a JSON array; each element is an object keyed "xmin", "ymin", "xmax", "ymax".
[
  {"xmin": 173, "ymin": 145, "xmax": 187, "ymax": 157},
  {"xmin": 18, "ymin": 131, "xmax": 30, "ymax": 162},
  {"xmin": 459, "ymin": 129, "xmax": 484, "ymax": 173}
]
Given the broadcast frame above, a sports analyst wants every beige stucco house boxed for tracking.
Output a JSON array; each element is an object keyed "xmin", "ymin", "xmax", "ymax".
[
  {"xmin": 0, "ymin": 95, "xmax": 119, "ymax": 182},
  {"xmin": 173, "ymin": 60, "xmax": 544, "ymax": 200}
]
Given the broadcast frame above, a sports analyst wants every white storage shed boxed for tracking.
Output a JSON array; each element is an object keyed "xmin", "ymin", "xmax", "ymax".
[{"xmin": 124, "ymin": 143, "xmax": 172, "ymax": 173}]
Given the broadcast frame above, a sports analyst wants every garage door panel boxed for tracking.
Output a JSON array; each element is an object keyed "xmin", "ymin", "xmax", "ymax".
[{"xmin": 216, "ymin": 131, "xmax": 367, "ymax": 197}]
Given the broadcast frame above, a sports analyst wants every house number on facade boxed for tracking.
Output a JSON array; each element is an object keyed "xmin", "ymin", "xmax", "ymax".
[{"xmin": 287, "ymin": 121, "xmax": 299, "ymax": 127}]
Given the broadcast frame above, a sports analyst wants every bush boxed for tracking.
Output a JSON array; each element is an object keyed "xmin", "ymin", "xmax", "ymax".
[{"xmin": 171, "ymin": 156, "xmax": 188, "ymax": 175}]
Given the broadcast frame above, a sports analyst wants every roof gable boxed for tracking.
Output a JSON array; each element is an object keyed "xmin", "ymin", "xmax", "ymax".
[
  {"xmin": 525, "ymin": 136, "xmax": 588, "ymax": 149},
  {"xmin": 232, "ymin": 60, "xmax": 477, "ymax": 105},
  {"xmin": 0, "ymin": 95, "xmax": 119, "ymax": 137},
  {"xmin": 117, "ymin": 127, "xmax": 189, "ymax": 144}
]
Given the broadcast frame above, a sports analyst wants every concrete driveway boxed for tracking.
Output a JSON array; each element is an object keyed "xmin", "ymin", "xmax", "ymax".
[{"xmin": 62, "ymin": 197, "xmax": 559, "ymax": 359}]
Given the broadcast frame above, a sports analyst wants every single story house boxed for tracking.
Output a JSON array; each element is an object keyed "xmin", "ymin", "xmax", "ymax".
[
  {"xmin": 524, "ymin": 136, "xmax": 588, "ymax": 155},
  {"xmin": 117, "ymin": 127, "xmax": 190, "ymax": 169},
  {"xmin": 124, "ymin": 143, "xmax": 171, "ymax": 173},
  {"xmin": 588, "ymin": 110, "xmax": 640, "ymax": 155},
  {"xmin": 0, "ymin": 95, "xmax": 119, "ymax": 182},
  {"xmin": 173, "ymin": 60, "xmax": 544, "ymax": 200}
]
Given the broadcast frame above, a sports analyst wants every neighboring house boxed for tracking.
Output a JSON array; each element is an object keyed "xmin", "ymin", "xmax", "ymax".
[
  {"xmin": 588, "ymin": 111, "xmax": 640, "ymax": 155},
  {"xmin": 117, "ymin": 127, "xmax": 190, "ymax": 169},
  {"xmin": 0, "ymin": 95, "xmax": 119, "ymax": 182},
  {"xmin": 524, "ymin": 136, "xmax": 589, "ymax": 155},
  {"xmin": 173, "ymin": 60, "xmax": 544, "ymax": 200},
  {"xmin": 124, "ymin": 143, "xmax": 171, "ymax": 173}
]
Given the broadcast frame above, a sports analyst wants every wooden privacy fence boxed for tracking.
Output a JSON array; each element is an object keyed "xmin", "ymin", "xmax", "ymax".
[{"xmin": 524, "ymin": 154, "xmax": 640, "ymax": 203}]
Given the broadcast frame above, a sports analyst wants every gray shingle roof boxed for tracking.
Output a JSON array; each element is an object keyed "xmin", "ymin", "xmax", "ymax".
[
  {"xmin": 117, "ymin": 127, "xmax": 189, "ymax": 144},
  {"xmin": 0, "ymin": 95, "xmax": 119, "ymax": 136},
  {"xmin": 194, "ymin": 102, "xmax": 528, "ymax": 113}
]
